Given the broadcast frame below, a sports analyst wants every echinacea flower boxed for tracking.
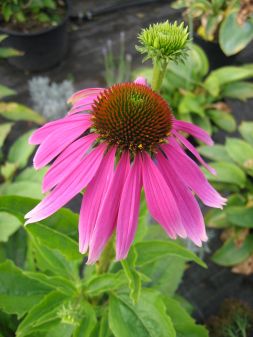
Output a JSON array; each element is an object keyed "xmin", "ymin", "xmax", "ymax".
[{"xmin": 25, "ymin": 77, "xmax": 226, "ymax": 263}]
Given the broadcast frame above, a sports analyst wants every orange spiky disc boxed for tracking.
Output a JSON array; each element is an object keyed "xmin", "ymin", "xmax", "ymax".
[{"xmin": 92, "ymin": 82, "xmax": 173, "ymax": 153}]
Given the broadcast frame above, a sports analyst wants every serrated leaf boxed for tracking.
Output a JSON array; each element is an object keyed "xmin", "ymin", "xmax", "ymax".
[
  {"xmin": 134, "ymin": 240, "xmax": 206, "ymax": 268},
  {"xmin": 212, "ymin": 235, "xmax": 253, "ymax": 266},
  {"xmin": 7, "ymin": 129, "xmax": 35, "ymax": 169},
  {"xmin": 109, "ymin": 289, "xmax": 176, "ymax": 337},
  {"xmin": 164, "ymin": 297, "xmax": 209, "ymax": 337},
  {"xmin": 0, "ymin": 212, "xmax": 21, "ymax": 242},
  {"xmin": 0, "ymin": 260, "xmax": 51, "ymax": 317},
  {"xmin": 0, "ymin": 103, "xmax": 45, "ymax": 123},
  {"xmin": 26, "ymin": 222, "xmax": 80, "ymax": 261},
  {"xmin": 16, "ymin": 291, "xmax": 69, "ymax": 337}
]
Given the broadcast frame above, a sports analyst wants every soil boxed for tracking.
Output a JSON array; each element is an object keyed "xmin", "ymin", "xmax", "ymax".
[{"xmin": 0, "ymin": 0, "xmax": 67, "ymax": 34}]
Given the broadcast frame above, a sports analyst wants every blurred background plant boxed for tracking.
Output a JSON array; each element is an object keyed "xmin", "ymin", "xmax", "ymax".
[
  {"xmin": 172, "ymin": 0, "xmax": 253, "ymax": 56},
  {"xmin": 199, "ymin": 121, "xmax": 253, "ymax": 275},
  {"xmin": 0, "ymin": 0, "xmax": 67, "ymax": 31},
  {"xmin": 135, "ymin": 44, "xmax": 253, "ymax": 134},
  {"xmin": 103, "ymin": 32, "xmax": 132, "ymax": 87},
  {"xmin": 29, "ymin": 77, "xmax": 74, "ymax": 120}
]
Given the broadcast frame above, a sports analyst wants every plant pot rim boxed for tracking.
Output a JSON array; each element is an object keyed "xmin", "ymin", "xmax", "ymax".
[{"xmin": 0, "ymin": 0, "xmax": 70, "ymax": 37}]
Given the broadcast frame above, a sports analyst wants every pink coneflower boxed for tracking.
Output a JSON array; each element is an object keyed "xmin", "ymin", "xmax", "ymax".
[{"xmin": 25, "ymin": 77, "xmax": 226, "ymax": 263}]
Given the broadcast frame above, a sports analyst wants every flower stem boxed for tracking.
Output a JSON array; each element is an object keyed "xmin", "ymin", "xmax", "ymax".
[
  {"xmin": 151, "ymin": 60, "xmax": 167, "ymax": 92},
  {"xmin": 96, "ymin": 236, "xmax": 115, "ymax": 274}
]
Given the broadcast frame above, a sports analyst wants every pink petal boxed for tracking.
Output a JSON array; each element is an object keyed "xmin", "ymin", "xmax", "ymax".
[
  {"xmin": 157, "ymin": 152, "xmax": 207, "ymax": 246},
  {"xmin": 142, "ymin": 152, "xmax": 186, "ymax": 239},
  {"xmin": 162, "ymin": 142, "xmax": 226, "ymax": 208},
  {"xmin": 134, "ymin": 76, "xmax": 148, "ymax": 86},
  {"xmin": 87, "ymin": 152, "xmax": 130, "ymax": 264},
  {"xmin": 25, "ymin": 143, "xmax": 106, "ymax": 223},
  {"xmin": 116, "ymin": 153, "xmax": 142, "ymax": 260},
  {"xmin": 29, "ymin": 114, "xmax": 91, "ymax": 145},
  {"xmin": 173, "ymin": 119, "xmax": 213, "ymax": 145},
  {"xmin": 68, "ymin": 88, "xmax": 104, "ymax": 105},
  {"xmin": 42, "ymin": 133, "xmax": 97, "ymax": 193},
  {"xmin": 173, "ymin": 130, "xmax": 216, "ymax": 175},
  {"xmin": 33, "ymin": 123, "xmax": 91, "ymax": 170},
  {"xmin": 79, "ymin": 147, "xmax": 116, "ymax": 254},
  {"xmin": 68, "ymin": 105, "xmax": 94, "ymax": 115}
]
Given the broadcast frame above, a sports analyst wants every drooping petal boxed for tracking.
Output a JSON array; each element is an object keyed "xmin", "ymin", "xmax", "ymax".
[
  {"xmin": 25, "ymin": 143, "xmax": 106, "ymax": 223},
  {"xmin": 173, "ymin": 119, "xmax": 213, "ymax": 145},
  {"xmin": 134, "ymin": 76, "xmax": 148, "ymax": 86},
  {"xmin": 116, "ymin": 153, "xmax": 142, "ymax": 260},
  {"xmin": 162, "ymin": 142, "xmax": 226, "ymax": 208},
  {"xmin": 87, "ymin": 152, "xmax": 130, "ymax": 264},
  {"xmin": 173, "ymin": 130, "xmax": 216, "ymax": 175},
  {"xmin": 42, "ymin": 133, "xmax": 98, "ymax": 192},
  {"xmin": 142, "ymin": 152, "xmax": 186, "ymax": 239},
  {"xmin": 29, "ymin": 114, "xmax": 91, "ymax": 145},
  {"xmin": 68, "ymin": 88, "xmax": 104, "ymax": 105},
  {"xmin": 79, "ymin": 147, "xmax": 116, "ymax": 254},
  {"xmin": 157, "ymin": 151, "xmax": 207, "ymax": 246},
  {"xmin": 33, "ymin": 123, "xmax": 91, "ymax": 170}
]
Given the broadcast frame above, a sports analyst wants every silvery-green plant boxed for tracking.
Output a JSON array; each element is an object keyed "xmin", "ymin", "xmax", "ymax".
[{"xmin": 29, "ymin": 77, "xmax": 74, "ymax": 120}]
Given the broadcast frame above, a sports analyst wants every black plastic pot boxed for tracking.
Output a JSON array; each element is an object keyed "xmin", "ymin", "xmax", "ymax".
[
  {"xmin": 193, "ymin": 34, "xmax": 236, "ymax": 70},
  {"xmin": 0, "ymin": 1, "xmax": 69, "ymax": 72}
]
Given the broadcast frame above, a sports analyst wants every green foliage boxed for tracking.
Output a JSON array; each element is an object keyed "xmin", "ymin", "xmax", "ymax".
[
  {"xmin": 201, "ymin": 121, "xmax": 253, "ymax": 270},
  {"xmin": 0, "ymin": 193, "xmax": 208, "ymax": 336},
  {"xmin": 135, "ymin": 45, "xmax": 253, "ymax": 134},
  {"xmin": 0, "ymin": 35, "xmax": 23, "ymax": 59},
  {"xmin": 0, "ymin": 0, "xmax": 66, "ymax": 27},
  {"xmin": 172, "ymin": 0, "xmax": 253, "ymax": 55}
]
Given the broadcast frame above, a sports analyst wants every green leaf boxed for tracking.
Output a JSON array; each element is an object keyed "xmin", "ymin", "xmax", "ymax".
[
  {"xmin": 16, "ymin": 291, "xmax": 69, "ymax": 337},
  {"xmin": 0, "ymin": 84, "xmax": 15, "ymax": 99},
  {"xmin": 109, "ymin": 289, "xmax": 176, "ymax": 337},
  {"xmin": 0, "ymin": 123, "xmax": 13, "ymax": 148},
  {"xmin": 134, "ymin": 194, "xmax": 149, "ymax": 243},
  {"xmin": 208, "ymin": 109, "xmax": 236, "ymax": 132},
  {"xmin": 73, "ymin": 301, "xmax": 97, "ymax": 337},
  {"xmin": 0, "ymin": 47, "xmax": 23, "ymax": 58},
  {"xmin": 0, "ymin": 211, "xmax": 21, "ymax": 242},
  {"xmin": 0, "ymin": 181, "xmax": 43, "ymax": 199},
  {"xmin": 164, "ymin": 297, "xmax": 209, "ymax": 337},
  {"xmin": 219, "ymin": 12, "xmax": 253, "ymax": 56},
  {"xmin": 198, "ymin": 144, "xmax": 231, "ymax": 162},
  {"xmin": 0, "ymin": 196, "xmax": 78, "ymax": 240},
  {"xmin": 0, "ymin": 260, "xmax": 51, "ymax": 317},
  {"xmin": 0, "ymin": 162, "xmax": 17, "ymax": 181},
  {"xmin": 212, "ymin": 235, "xmax": 253, "ymax": 266},
  {"xmin": 222, "ymin": 81, "xmax": 253, "ymax": 101},
  {"xmin": 134, "ymin": 241, "xmax": 206, "ymax": 268},
  {"xmin": 226, "ymin": 138, "xmax": 253, "ymax": 176},
  {"xmin": 16, "ymin": 167, "xmax": 47, "ymax": 183},
  {"xmin": 26, "ymin": 222, "xmax": 80, "ymax": 261},
  {"xmin": 141, "ymin": 256, "xmax": 185, "ymax": 296},
  {"xmin": 205, "ymin": 208, "xmax": 229, "ymax": 228},
  {"xmin": 178, "ymin": 93, "xmax": 205, "ymax": 116},
  {"xmin": 85, "ymin": 271, "xmax": 126, "ymax": 297},
  {"xmin": 239, "ymin": 121, "xmax": 253, "ymax": 145},
  {"xmin": 121, "ymin": 248, "xmax": 141, "ymax": 304},
  {"xmin": 203, "ymin": 162, "xmax": 246, "ymax": 188},
  {"xmin": 7, "ymin": 129, "xmax": 35, "ymax": 169},
  {"xmin": 0, "ymin": 103, "xmax": 45, "ymax": 124},
  {"xmin": 226, "ymin": 206, "xmax": 253, "ymax": 228}
]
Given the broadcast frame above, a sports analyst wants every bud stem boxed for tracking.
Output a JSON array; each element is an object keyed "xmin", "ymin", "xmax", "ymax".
[{"xmin": 151, "ymin": 60, "xmax": 167, "ymax": 92}]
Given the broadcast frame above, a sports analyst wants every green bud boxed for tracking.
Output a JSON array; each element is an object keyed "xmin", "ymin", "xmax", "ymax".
[{"xmin": 136, "ymin": 20, "xmax": 190, "ymax": 64}]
